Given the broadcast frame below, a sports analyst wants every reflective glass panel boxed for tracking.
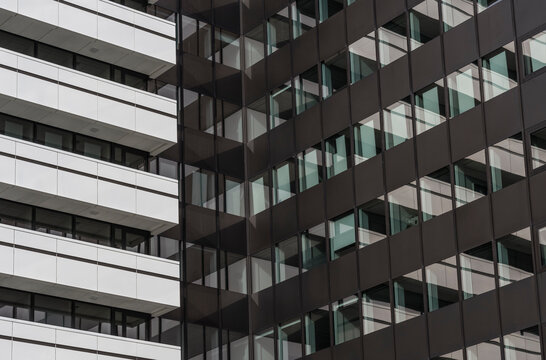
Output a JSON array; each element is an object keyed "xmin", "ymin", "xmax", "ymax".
[
  {"xmin": 0, "ymin": 30, "xmax": 34, "ymax": 56},
  {"xmin": 34, "ymin": 295, "xmax": 72, "ymax": 327},
  {"xmin": 275, "ymin": 236, "xmax": 299, "ymax": 284},
  {"xmin": 270, "ymin": 82, "xmax": 293, "ymax": 129},
  {"xmin": 36, "ymin": 124, "xmax": 73, "ymax": 151},
  {"xmin": 531, "ymin": 126, "xmax": 546, "ymax": 170},
  {"xmin": 420, "ymin": 166, "xmax": 453, "ymax": 221},
  {"xmin": 301, "ymin": 224, "xmax": 327, "ymax": 270},
  {"xmin": 219, "ymin": 175, "xmax": 245, "ymax": 217},
  {"xmin": 247, "ymin": 97, "xmax": 268, "ymax": 141},
  {"xmin": 477, "ymin": 0, "xmax": 502, "ymax": 13},
  {"xmin": 278, "ymin": 318, "xmax": 302, "ymax": 360},
  {"xmin": 0, "ymin": 288, "xmax": 30, "ymax": 320},
  {"xmin": 460, "ymin": 243, "xmax": 495, "ymax": 299},
  {"xmin": 489, "ymin": 133, "xmax": 525, "ymax": 192},
  {"xmin": 220, "ymin": 251, "xmax": 247, "ymax": 294},
  {"xmin": 325, "ymin": 129, "xmax": 350, "ymax": 179},
  {"xmin": 75, "ymin": 302, "xmax": 111, "ymax": 334},
  {"xmin": 447, "ymin": 62, "xmax": 481, "ymax": 117},
  {"xmin": 362, "ymin": 283, "xmax": 391, "ymax": 335},
  {"xmin": 214, "ymin": 29, "xmax": 241, "ymax": 70},
  {"xmin": 349, "ymin": 32, "xmax": 377, "ymax": 84},
  {"xmin": 185, "ymin": 165, "xmax": 216, "ymax": 209},
  {"xmin": 522, "ymin": 30, "xmax": 546, "ymax": 76},
  {"xmin": 357, "ymin": 197, "xmax": 387, "ymax": 247},
  {"xmin": 388, "ymin": 182, "xmax": 419, "ymax": 236},
  {"xmin": 250, "ymin": 172, "xmax": 270, "ymax": 215},
  {"xmin": 267, "ymin": 8, "xmax": 290, "ymax": 55},
  {"xmin": 354, "ymin": 112, "xmax": 381, "ymax": 165},
  {"xmin": 482, "ymin": 43, "xmax": 517, "ymax": 101},
  {"xmin": 74, "ymin": 217, "xmax": 111, "ymax": 246},
  {"xmin": 332, "ymin": 295, "xmax": 359, "ymax": 345},
  {"xmin": 378, "ymin": 14, "xmax": 408, "ymax": 67},
  {"xmin": 295, "ymin": 66, "xmax": 320, "ymax": 114},
  {"xmin": 467, "ymin": 338, "xmax": 502, "ymax": 360},
  {"xmin": 318, "ymin": 0, "xmax": 343, "ymax": 23},
  {"xmin": 254, "ymin": 328, "xmax": 275, "ymax": 360},
  {"xmin": 410, "ymin": 0, "xmax": 440, "ymax": 50},
  {"xmin": 245, "ymin": 25, "xmax": 265, "ymax": 69},
  {"xmin": 304, "ymin": 306, "xmax": 330, "ymax": 354},
  {"xmin": 329, "ymin": 211, "xmax": 356, "ymax": 260},
  {"xmin": 394, "ymin": 270, "xmax": 424, "ymax": 323},
  {"xmin": 273, "ymin": 160, "xmax": 296, "ymax": 205},
  {"xmin": 426, "ymin": 256, "xmax": 458, "ymax": 311},
  {"xmin": 0, "ymin": 199, "xmax": 32, "ymax": 229},
  {"xmin": 252, "ymin": 248, "xmax": 273, "ymax": 293},
  {"xmin": 497, "ymin": 228, "xmax": 533, "ymax": 287},
  {"xmin": 36, "ymin": 43, "xmax": 73, "ymax": 68},
  {"xmin": 292, "ymin": 0, "xmax": 316, "ymax": 39},
  {"xmin": 432, "ymin": 350, "xmax": 464, "ymax": 359},
  {"xmin": 321, "ymin": 51, "xmax": 347, "ymax": 99},
  {"xmin": 298, "ymin": 143, "xmax": 323, "ymax": 192},
  {"xmin": 383, "ymin": 97, "xmax": 413, "ymax": 150},
  {"xmin": 75, "ymin": 55, "xmax": 110, "ymax": 79},
  {"xmin": 75, "ymin": 135, "xmax": 111, "ymax": 162},
  {"xmin": 0, "ymin": 113, "xmax": 32, "ymax": 140},
  {"xmin": 35, "ymin": 208, "xmax": 72, "ymax": 237},
  {"xmin": 503, "ymin": 326, "xmax": 541, "ymax": 360},
  {"xmin": 441, "ymin": 0, "xmax": 473, "ymax": 31},
  {"xmin": 414, "ymin": 80, "xmax": 446, "ymax": 135},
  {"xmin": 454, "ymin": 150, "xmax": 488, "ymax": 207}
]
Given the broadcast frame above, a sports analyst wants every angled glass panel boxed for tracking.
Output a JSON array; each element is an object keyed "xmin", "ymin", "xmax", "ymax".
[
  {"xmin": 325, "ymin": 129, "xmax": 350, "ymax": 179},
  {"xmin": 304, "ymin": 306, "xmax": 330, "ymax": 355},
  {"xmin": 247, "ymin": 97, "xmax": 268, "ymax": 141},
  {"xmin": 270, "ymin": 82, "xmax": 293, "ymax": 130},
  {"xmin": 301, "ymin": 224, "xmax": 327, "ymax": 270},
  {"xmin": 530, "ymin": 126, "xmax": 546, "ymax": 170},
  {"xmin": 378, "ymin": 14, "xmax": 408, "ymax": 67},
  {"xmin": 503, "ymin": 326, "xmax": 541, "ymax": 360},
  {"xmin": 409, "ymin": 0, "xmax": 440, "ymax": 50},
  {"xmin": 426, "ymin": 256, "xmax": 458, "ymax": 312},
  {"xmin": 332, "ymin": 295, "xmax": 360, "ymax": 345},
  {"xmin": 295, "ymin": 66, "xmax": 320, "ymax": 114},
  {"xmin": 358, "ymin": 196, "xmax": 387, "ymax": 247},
  {"xmin": 278, "ymin": 318, "xmax": 302, "ymax": 360},
  {"xmin": 460, "ymin": 243, "xmax": 495, "ymax": 299},
  {"xmin": 522, "ymin": 30, "xmax": 546, "ymax": 76},
  {"xmin": 441, "ymin": 0, "xmax": 473, "ymax": 31},
  {"xmin": 267, "ymin": 7, "xmax": 290, "ymax": 55},
  {"xmin": 329, "ymin": 211, "xmax": 356, "ymax": 260},
  {"xmin": 354, "ymin": 112, "xmax": 382, "ymax": 165},
  {"xmin": 273, "ymin": 160, "xmax": 296, "ymax": 205},
  {"xmin": 414, "ymin": 80, "xmax": 446, "ymax": 135},
  {"xmin": 420, "ymin": 166, "xmax": 453, "ymax": 221},
  {"xmin": 362, "ymin": 283, "xmax": 391, "ymax": 335},
  {"xmin": 496, "ymin": 227, "xmax": 533, "ymax": 287},
  {"xmin": 245, "ymin": 24, "xmax": 265, "ymax": 69},
  {"xmin": 318, "ymin": 0, "xmax": 343, "ymax": 23},
  {"xmin": 321, "ymin": 51, "xmax": 348, "ymax": 99},
  {"xmin": 292, "ymin": 0, "xmax": 316, "ymax": 39},
  {"xmin": 250, "ymin": 172, "xmax": 270, "ymax": 215},
  {"xmin": 466, "ymin": 338, "xmax": 502, "ymax": 360},
  {"xmin": 388, "ymin": 181, "xmax": 419, "ymax": 236},
  {"xmin": 482, "ymin": 42, "xmax": 517, "ymax": 101},
  {"xmin": 383, "ymin": 97, "xmax": 413, "ymax": 150},
  {"xmin": 252, "ymin": 248, "xmax": 273, "ymax": 293},
  {"xmin": 489, "ymin": 133, "xmax": 525, "ymax": 192},
  {"xmin": 454, "ymin": 150, "xmax": 488, "ymax": 208},
  {"xmin": 477, "ymin": 0, "xmax": 502, "ymax": 13},
  {"xmin": 297, "ymin": 143, "xmax": 323, "ymax": 192},
  {"xmin": 254, "ymin": 328, "xmax": 275, "ymax": 360},
  {"xmin": 185, "ymin": 165, "xmax": 216, "ymax": 209},
  {"xmin": 349, "ymin": 31, "xmax": 377, "ymax": 84},
  {"xmin": 275, "ymin": 236, "xmax": 299, "ymax": 284},
  {"xmin": 447, "ymin": 62, "xmax": 481, "ymax": 117},
  {"xmin": 394, "ymin": 270, "xmax": 424, "ymax": 323}
]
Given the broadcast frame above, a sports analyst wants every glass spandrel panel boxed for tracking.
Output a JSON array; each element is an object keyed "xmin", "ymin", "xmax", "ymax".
[
  {"xmin": 304, "ymin": 306, "xmax": 330, "ymax": 354},
  {"xmin": 278, "ymin": 318, "xmax": 302, "ymax": 360},
  {"xmin": 292, "ymin": 0, "xmax": 316, "ymax": 39},
  {"xmin": 388, "ymin": 182, "xmax": 419, "ymax": 236},
  {"xmin": 362, "ymin": 283, "xmax": 391, "ymax": 335},
  {"xmin": 460, "ymin": 243, "xmax": 495, "ymax": 299},
  {"xmin": 409, "ymin": 0, "xmax": 440, "ymax": 50},
  {"xmin": 414, "ymin": 80, "xmax": 446, "ymax": 135},
  {"xmin": 321, "ymin": 51, "xmax": 347, "ymax": 99},
  {"xmin": 454, "ymin": 150, "xmax": 488, "ymax": 207},
  {"xmin": 383, "ymin": 97, "xmax": 413, "ymax": 150},
  {"xmin": 393, "ymin": 270, "xmax": 424, "ymax": 323},
  {"xmin": 275, "ymin": 237, "xmax": 299, "ymax": 284},
  {"xmin": 325, "ymin": 129, "xmax": 350, "ymax": 179},
  {"xmin": 273, "ymin": 160, "xmax": 296, "ymax": 205},
  {"xmin": 358, "ymin": 197, "xmax": 387, "ymax": 247},
  {"xmin": 530, "ymin": 126, "xmax": 546, "ymax": 170},
  {"xmin": 503, "ymin": 326, "xmax": 541, "ymax": 360},
  {"xmin": 301, "ymin": 224, "xmax": 327, "ymax": 270},
  {"xmin": 447, "ymin": 62, "xmax": 481, "ymax": 117},
  {"xmin": 354, "ymin": 112, "xmax": 381, "ymax": 165},
  {"xmin": 349, "ymin": 32, "xmax": 377, "ymax": 84},
  {"xmin": 252, "ymin": 248, "xmax": 273, "ymax": 293},
  {"xmin": 332, "ymin": 295, "xmax": 360, "ymax": 345},
  {"xmin": 482, "ymin": 43, "xmax": 517, "ymax": 101},
  {"xmin": 329, "ymin": 211, "xmax": 356, "ymax": 260},
  {"xmin": 489, "ymin": 133, "xmax": 525, "ymax": 192},
  {"xmin": 441, "ymin": 0, "xmax": 473, "ymax": 31},
  {"xmin": 378, "ymin": 14, "xmax": 408, "ymax": 67},
  {"xmin": 426, "ymin": 256, "xmax": 458, "ymax": 312},
  {"xmin": 267, "ymin": 8, "xmax": 290, "ymax": 55},
  {"xmin": 297, "ymin": 143, "xmax": 323, "ymax": 192},
  {"xmin": 270, "ymin": 82, "xmax": 293, "ymax": 130},
  {"xmin": 497, "ymin": 228, "xmax": 533, "ymax": 287},
  {"xmin": 466, "ymin": 338, "xmax": 502, "ymax": 360},
  {"xmin": 420, "ymin": 166, "xmax": 452, "ymax": 221},
  {"xmin": 295, "ymin": 66, "xmax": 320, "ymax": 114},
  {"xmin": 522, "ymin": 30, "xmax": 546, "ymax": 76}
]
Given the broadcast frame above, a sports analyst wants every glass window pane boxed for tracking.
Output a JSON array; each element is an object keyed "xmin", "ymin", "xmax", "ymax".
[
  {"xmin": 34, "ymin": 295, "xmax": 72, "ymax": 327},
  {"xmin": 75, "ymin": 135, "xmax": 111, "ymax": 162},
  {"xmin": 223, "ymin": 252, "xmax": 247, "ymax": 294},
  {"xmin": 252, "ymin": 248, "xmax": 273, "ymax": 293},
  {"xmin": 394, "ymin": 270, "xmax": 424, "ymax": 323},
  {"xmin": 354, "ymin": 112, "xmax": 381, "ymax": 165},
  {"xmin": 35, "ymin": 208, "xmax": 72, "ymax": 237},
  {"xmin": 467, "ymin": 338, "xmax": 502, "ymax": 360},
  {"xmin": 325, "ymin": 129, "xmax": 350, "ymax": 179},
  {"xmin": 36, "ymin": 124, "xmax": 73, "ymax": 151},
  {"xmin": 497, "ymin": 227, "xmax": 533, "ymax": 287},
  {"xmin": 295, "ymin": 66, "xmax": 320, "ymax": 114},
  {"xmin": 219, "ymin": 175, "xmax": 245, "ymax": 217},
  {"xmin": 414, "ymin": 80, "xmax": 446, "ymax": 135},
  {"xmin": 447, "ymin": 62, "xmax": 481, "ymax": 117},
  {"xmin": 318, "ymin": 0, "xmax": 343, "ymax": 23},
  {"xmin": 74, "ymin": 216, "xmax": 111, "ymax": 246},
  {"xmin": 292, "ymin": 0, "xmax": 316, "ymax": 39},
  {"xmin": 420, "ymin": 166, "xmax": 453, "ymax": 221},
  {"xmin": 332, "ymin": 295, "xmax": 359, "ymax": 345},
  {"xmin": 0, "ymin": 199, "xmax": 32, "ymax": 229},
  {"xmin": 0, "ymin": 114, "xmax": 33, "ymax": 141},
  {"xmin": 36, "ymin": 43, "xmax": 73, "ymax": 68},
  {"xmin": 214, "ymin": 29, "xmax": 241, "ymax": 70},
  {"xmin": 126, "ymin": 313, "xmax": 148, "ymax": 340},
  {"xmin": 432, "ymin": 350, "xmax": 464, "ymax": 359},
  {"xmin": 349, "ymin": 32, "xmax": 377, "ymax": 84},
  {"xmin": 425, "ymin": 256, "xmax": 458, "ymax": 312},
  {"xmin": 409, "ymin": 0, "xmax": 440, "ymax": 50},
  {"xmin": 124, "ymin": 149, "xmax": 147, "ymax": 170},
  {"xmin": 278, "ymin": 318, "xmax": 302, "ymax": 360},
  {"xmin": 482, "ymin": 43, "xmax": 517, "ymax": 101},
  {"xmin": 270, "ymin": 82, "xmax": 293, "ymax": 130},
  {"xmin": 489, "ymin": 133, "xmax": 525, "ymax": 192},
  {"xmin": 388, "ymin": 182, "xmax": 419, "ymax": 236},
  {"xmin": 454, "ymin": 150, "xmax": 488, "ymax": 207},
  {"xmin": 0, "ymin": 288, "xmax": 30, "ymax": 321},
  {"xmin": 254, "ymin": 328, "xmax": 275, "ymax": 360},
  {"xmin": 125, "ymin": 229, "xmax": 148, "ymax": 254},
  {"xmin": 275, "ymin": 237, "xmax": 299, "ymax": 284},
  {"xmin": 384, "ymin": 97, "xmax": 413, "ymax": 150},
  {"xmin": 75, "ymin": 55, "xmax": 110, "ymax": 79},
  {"xmin": 321, "ymin": 51, "xmax": 347, "ymax": 99},
  {"xmin": 245, "ymin": 25, "xmax": 265, "ymax": 69},
  {"xmin": 441, "ymin": 0, "xmax": 473, "ymax": 31},
  {"xmin": 74, "ymin": 302, "xmax": 111, "ymax": 334},
  {"xmin": 273, "ymin": 160, "xmax": 296, "ymax": 205},
  {"xmin": 250, "ymin": 172, "xmax": 270, "ymax": 215},
  {"xmin": 304, "ymin": 306, "xmax": 330, "ymax": 354},
  {"xmin": 297, "ymin": 143, "xmax": 323, "ymax": 192},
  {"xmin": 247, "ymin": 97, "xmax": 268, "ymax": 141},
  {"xmin": 503, "ymin": 326, "xmax": 541, "ymax": 360},
  {"xmin": 159, "ymin": 158, "xmax": 178, "ymax": 179},
  {"xmin": 460, "ymin": 243, "xmax": 495, "ymax": 299},
  {"xmin": 362, "ymin": 283, "xmax": 391, "ymax": 335},
  {"xmin": 378, "ymin": 14, "xmax": 408, "ymax": 67},
  {"xmin": 0, "ymin": 30, "xmax": 34, "ymax": 56},
  {"xmin": 267, "ymin": 8, "xmax": 290, "ymax": 55},
  {"xmin": 522, "ymin": 30, "xmax": 546, "ymax": 76},
  {"xmin": 477, "ymin": 0, "xmax": 502, "ymax": 13},
  {"xmin": 329, "ymin": 211, "xmax": 356, "ymax": 260},
  {"xmin": 530, "ymin": 126, "xmax": 546, "ymax": 170},
  {"xmin": 301, "ymin": 224, "xmax": 327, "ymax": 270},
  {"xmin": 358, "ymin": 196, "xmax": 387, "ymax": 247},
  {"xmin": 185, "ymin": 165, "xmax": 216, "ymax": 210}
]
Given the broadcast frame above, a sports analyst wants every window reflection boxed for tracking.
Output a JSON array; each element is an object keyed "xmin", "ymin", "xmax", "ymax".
[
  {"xmin": 426, "ymin": 256, "xmax": 458, "ymax": 311},
  {"xmin": 394, "ymin": 270, "xmax": 424, "ymax": 323},
  {"xmin": 295, "ymin": 66, "xmax": 320, "ymax": 115},
  {"xmin": 378, "ymin": 14, "xmax": 408, "ymax": 67},
  {"xmin": 489, "ymin": 133, "xmax": 525, "ymax": 192},
  {"xmin": 454, "ymin": 150, "xmax": 488, "ymax": 207},
  {"xmin": 278, "ymin": 318, "xmax": 302, "ymax": 360},
  {"xmin": 182, "ymin": 15, "xmax": 212, "ymax": 59},
  {"xmin": 247, "ymin": 97, "xmax": 268, "ymax": 141},
  {"xmin": 357, "ymin": 197, "xmax": 387, "ymax": 247},
  {"xmin": 304, "ymin": 306, "xmax": 330, "ymax": 355},
  {"xmin": 216, "ymin": 100, "xmax": 243, "ymax": 142},
  {"xmin": 273, "ymin": 160, "xmax": 296, "ymax": 205},
  {"xmin": 254, "ymin": 328, "xmax": 275, "ymax": 360},
  {"xmin": 250, "ymin": 172, "xmax": 270, "ymax": 215},
  {"xmin": 275, "ymin": 237, "xmax": 300, "ymax": 284},
  {"xmin": 410, "ymin": 0, "xmax": 440, "ymax": 50},
  {"xmin": 321, "ymin": 51, "xmax": 347, "ymax": 99},
  {"xmin": 267, "ymin": 8, "xmax": 290, "ymax": 55},
  {"xmin": 503, "ymin": 326, "xmax": 541, "ymax": 360},
  {"xmin": 332, "ymin": 295, "xmax": 360, "ymax": 345},
  {"xmin": 214, "ymin": 28, "xmax": 241, "ymax": 70},
  {"xmin": 477, "ymin": 0, "xmax": 502, "ymax": 13},
  {"xmin": 185, "ymin": 165, "xmax": 216, "ymax": 210},
  {"xmin": 34, "ymin": 294, "xmax": 72, "ymax": 327},
  {"xmin": 482, "ymin": 43, "xmax": 517, "ymax": 101},
  {"xmin": 441, "ymin": 0, "xmax": 473, "ymax": 31},
  {"xmin": 187, "ymin": 243, "xmax": 218, "ymax": 288},
  {"xmin": 75, "ymin": 302, "xmax": 111, "ymax": 334},
  {"xmin": 270, "ymin": 82, "xmax": 293, "ymax": 130},
  {"xmin": 325, "ymin": 129, "xmax": 350, "ymax": 179},
  {"xmin": 292, "ymin": 0, "xmax": 317, "ymax": 39},
  {"xmin": 497, "ymin": 228, "xmax": 533, "ymax": 287},
  {"xmin": 354, "ymin": 112, "xmax": 382, "ymax": 165},
  {"xmin": 252, "ymin": 248, "xmax": 273, "ymax": 293},
  {"xmin": 388, "ymin": 182, "xmax": 419, "ymax": 236},
  {"xmin": 245, "ymin": 25, "xmax": 265, "ymax": 69},
  {"xmin": 383, "ymin": 97, "xmax": 413, "ymax": 150},
  {"xmin": 301, "ymin": 224, "xmax": 327, "ymax": 270},
  {"xmin": 522, "ymin": 30, "xmax": 546, "ymax": 76},
  {"xmin": 297, "ymin": 143, "xmax": 323, "ymax": 192},
  {"xmin": 219, "ymin": 251, "xmax": 248, "ymax": 294},
  {"xmin": 420, "ymin": 166, "xmax": 453, "ymax": 221},
  {"xmin": 329, "ymin": 211, "xmax": 356, "ymax": 260},
  {"xmin": 0, "ymin": 288, "xmax": 30, "ymax": 321},
  {"xmin": 349, "ymin": 32, "xmax": 377, "ymax": 84},
  {"xmin": 460, "ymin": 243, "xmax": 495, "ymax": 299},
  {"xmin": 447, "ymin": 62, "xmax": 481, "ymax": 117},
  {"xmin": 362, "ymin": 283, "xmax": 391, "ymax": 335},
  {"xmin": 414, "ymin": 80, "xmax": 446, "ymax": 135},
  {"xmin": 466, "ymin": 338, "xmax": 502, "ymax": 360}
]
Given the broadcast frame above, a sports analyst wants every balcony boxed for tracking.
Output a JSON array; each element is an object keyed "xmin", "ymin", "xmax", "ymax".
[
  {"xmin": 0, "ymin": 0, "xmax": 176, "ymax": 77},
  {"xmin": 0, "ymin": 317, "xmax": 180, "ymax": 360},
  {"xmin": 0, "ymin": 48, "xmax": 177, "ymax": 155},
  {"xmin": 0, "ymin": 135, "xmax": 179, "ymax": 234}
]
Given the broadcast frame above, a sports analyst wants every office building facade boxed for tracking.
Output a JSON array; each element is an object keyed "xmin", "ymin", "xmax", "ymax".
[{"xmin": 0, "ymin": 0, "xmax": 546, "ymax": 359}]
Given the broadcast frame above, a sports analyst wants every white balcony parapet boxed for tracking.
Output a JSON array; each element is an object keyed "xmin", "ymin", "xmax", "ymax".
[
  {"xmin": 0, "ymin": 0, "xmax": 176, "ymax": 77},
  {"xmin": 0, "ymin": 223, "xmax": 179, "ymax": 315},
  {"xmin": 0, "ymin": 47, "xmax": 177, "ymax": 155},
  {"xmin": 0, "ymin": 134, "xmax": 179, "ymax": 234},
  {"xmin": 0, "ymin": 317, "xmax": 181, "ymax": 360}
]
